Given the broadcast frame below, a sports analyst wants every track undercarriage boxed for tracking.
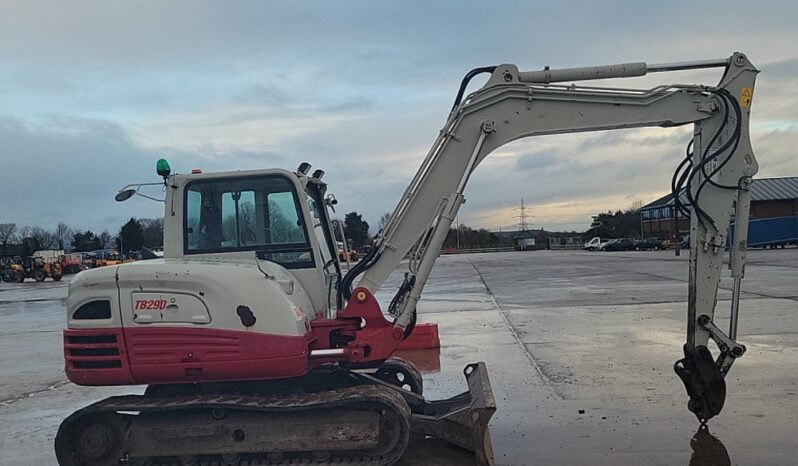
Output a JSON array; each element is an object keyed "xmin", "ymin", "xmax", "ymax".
[{"xmin": 55, "ymin": 360, "xmax": 495, "ymax": 466}]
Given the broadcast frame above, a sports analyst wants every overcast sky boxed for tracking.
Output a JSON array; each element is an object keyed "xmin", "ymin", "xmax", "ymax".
[{"xmin": 1, "ymin": 1, "xmax": 797, "ymax": 235}]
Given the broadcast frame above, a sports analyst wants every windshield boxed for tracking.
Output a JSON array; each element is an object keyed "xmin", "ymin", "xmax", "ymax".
[{"xmin": 184, "ymin": 175, "xmax": 314, "ymax": 268}]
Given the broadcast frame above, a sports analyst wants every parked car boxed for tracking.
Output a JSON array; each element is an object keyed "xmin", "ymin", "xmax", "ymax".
[
  {"xmin": 633, "ymin": 237, "xmax": 663, "ymax": 251},
  {"xmin": 601, "ymin": 238, "xmax": 635, "ymax": 251},
  {"xmin": 59, "ymin": 253, "xmax": 83, "ymax": 274},
  {"xmin": 584, "ymin": 236, "xmax": 611, "ymax": 251}
]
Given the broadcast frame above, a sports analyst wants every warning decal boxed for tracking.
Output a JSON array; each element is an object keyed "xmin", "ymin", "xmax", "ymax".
[{"xmin": 740, "ymin": 87, "xmax": 753, "ymax": 108}]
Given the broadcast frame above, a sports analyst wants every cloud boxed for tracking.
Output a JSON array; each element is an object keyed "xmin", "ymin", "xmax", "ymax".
[
  {"xmin": 1, "ymin": 1, "xmax": 797, "ymax": 235},
  {"xmin": 0, "ymin": 116, "xmax": 301, "ymax": 232},
  {"xmin": 0, "ymin": 116, "xmax": 161, "ymax": 231},
  {"xmin": 514, "ymin": 151, "xmax": 558, "ymax": 170},
  {"xmin": 751, "ymin": 127, "xmax": 798, "ymax": 177}
]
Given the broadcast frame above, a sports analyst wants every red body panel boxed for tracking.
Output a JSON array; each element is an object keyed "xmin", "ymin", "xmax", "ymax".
[
  {"xmin": 65, "ymin": 327, "xmax": 312, "ymax": 386},
  {"xmin": 64, "ymin": 287, "xmax": 421, "ymax": 386},
  {"xmin": 64, "ymin": 328, "xmax": 134, "ymax": 385}
]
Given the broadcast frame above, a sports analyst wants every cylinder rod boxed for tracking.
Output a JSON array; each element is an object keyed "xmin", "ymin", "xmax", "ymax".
[
  {"xmin": 729, "ymin": 277, "xmax": 742, "ymax": 340},
  {"xmin": 647, "ymin": 58, "xmax": 730, "ymax": 73},
  {"xmin": 310, "ymin": 349, "xmax": 346, "ymax": 358}
]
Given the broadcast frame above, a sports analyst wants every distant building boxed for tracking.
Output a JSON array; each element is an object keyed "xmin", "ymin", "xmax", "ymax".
[
  {"xmin": 495, "ymin": 229, "xmax": 546, "ymax": 250},
  {"xmin": 640, "ymin": 176, "xmax": 798, "ymax": 238},
  {"xmin": 547, "ymin": 235, "xmax": 585, "ymax": 250},
  {"xmin": 513, "ymin": 230, "xmax": 538, "ymax": 250}
]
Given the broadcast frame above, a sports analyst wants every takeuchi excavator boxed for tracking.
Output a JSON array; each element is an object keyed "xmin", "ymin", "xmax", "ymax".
[{"xmin": 56, "ymin": 52, "xmax": 759, "ymax": 466}]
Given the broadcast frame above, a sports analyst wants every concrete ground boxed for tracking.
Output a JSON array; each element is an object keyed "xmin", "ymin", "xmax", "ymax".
[{"xmin": 1, "ymin": 249, "xmax": 797, "ymax": 465}]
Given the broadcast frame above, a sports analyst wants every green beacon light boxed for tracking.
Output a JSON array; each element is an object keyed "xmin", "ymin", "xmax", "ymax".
[{"xmin": 156, "ymin": 158, "xmax": 171, "ymax": 179}]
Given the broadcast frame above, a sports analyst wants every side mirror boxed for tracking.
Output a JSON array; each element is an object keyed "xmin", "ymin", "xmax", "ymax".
[{"xmin": 115, "ymin": 189, "xmax": 136, "ymax": 202}]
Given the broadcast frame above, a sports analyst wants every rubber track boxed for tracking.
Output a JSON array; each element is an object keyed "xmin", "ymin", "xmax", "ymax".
[{"xmin": 55, "ymin": 385, "xmax": 412, "ymax": 466}]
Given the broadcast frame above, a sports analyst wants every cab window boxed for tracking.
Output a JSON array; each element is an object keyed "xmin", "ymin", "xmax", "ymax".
[{"xmin": 184, "ymin": 175, "xmax": 313, "ymax": 268}]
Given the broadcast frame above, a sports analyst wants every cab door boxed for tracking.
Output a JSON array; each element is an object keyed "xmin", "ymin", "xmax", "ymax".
[{"xmin": 305, "ymin": 185, "xmax": 342, "ymax": 316}]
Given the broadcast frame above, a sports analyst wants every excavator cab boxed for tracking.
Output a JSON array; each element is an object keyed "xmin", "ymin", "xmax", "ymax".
[{"xmin": 174, "ymin": 167, "xmax": 345, "ymax": 315}]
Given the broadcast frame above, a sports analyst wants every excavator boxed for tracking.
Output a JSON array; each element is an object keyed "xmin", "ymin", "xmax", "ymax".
[{"xmin": 56, "ymin": 52, "xmax": 758, "ymax": 465}]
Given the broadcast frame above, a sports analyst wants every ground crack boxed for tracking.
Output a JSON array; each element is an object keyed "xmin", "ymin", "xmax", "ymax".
[
  {"xmin": 466, "ymin": 258, "xmax": 564, "ymax": 400},
  {"xmin": 588, "ymin": 261, "xmax": 798, "ymax": 302},
  {"xmin": 0, "ymin": 380, "xmax": 71, "ymax": 406}
]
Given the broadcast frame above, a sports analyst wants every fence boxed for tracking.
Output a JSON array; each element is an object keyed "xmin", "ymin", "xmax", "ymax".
[{"xmin": 547, "ymin": 236, "xmax": 584, "ymax": 250}]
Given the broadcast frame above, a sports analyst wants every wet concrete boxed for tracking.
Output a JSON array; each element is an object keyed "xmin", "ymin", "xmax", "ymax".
[
  {"xmin": 1, "ymin": 249, "xmax": 797, "ymax": 465},
  {"xmin": 385, "ymin": 249, "xmax": 798, "ymax": 465}
]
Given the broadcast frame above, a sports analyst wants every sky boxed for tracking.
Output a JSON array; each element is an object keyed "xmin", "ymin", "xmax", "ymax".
[{"xmin": 1, "ymin": 0, "xmax": 797, "ymax": 235}]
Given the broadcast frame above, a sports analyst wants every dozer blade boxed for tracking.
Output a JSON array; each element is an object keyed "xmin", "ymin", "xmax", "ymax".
[{"xmin": 404, "ymin": 362, "xmax": 497, "ymax": 466}]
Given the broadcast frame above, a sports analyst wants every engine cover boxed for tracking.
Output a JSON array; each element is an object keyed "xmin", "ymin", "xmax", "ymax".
[{"xmin": 64, "ymin": 257, "xmax": 316, "ymax": 386}]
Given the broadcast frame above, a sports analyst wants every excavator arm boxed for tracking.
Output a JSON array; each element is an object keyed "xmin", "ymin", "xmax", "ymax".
[{"xmin": 343, "ymin": 52, "xmax": 759, "ymax": 422}]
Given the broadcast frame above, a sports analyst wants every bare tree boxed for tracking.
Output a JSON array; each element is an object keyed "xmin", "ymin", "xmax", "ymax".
[
  {"xmin": 141, "ymin": 218, "xmax": 164, "ymax": 248},
  {"xmin": 98, "ymin": 230, "xmax": 112, "ymax": 249},
  {"xmin": 377, "ymin": 212, "xmax": 392, "ymax": 232},
  {"xmin": 0, "ymin": 223, "xmax": 16, "ymax": 243},
  {"xmin": 54, "ymin": 222, "xmax": 72, "ymax": 249},
  {"xmin": 0, "ymin": 223, "xmax": 17, "ymax": 254},
  {"xmin": 21, "ymin": 226, "xmax": 58, "ymax": 250}
]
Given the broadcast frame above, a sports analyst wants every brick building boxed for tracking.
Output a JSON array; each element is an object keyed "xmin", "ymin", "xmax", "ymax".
[{"xmin": 640, "ymin": 176, "xmax": 798, "ymax": 239}]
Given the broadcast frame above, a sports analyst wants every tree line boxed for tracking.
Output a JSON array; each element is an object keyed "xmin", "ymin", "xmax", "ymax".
[
  {"xmin": 366, "ymin": 205, "xmax": 647, "ymax": 250},
  {"xmin": 0, "ymin": 218, "xmax": 163, "ymax": 256},
  {"xmin": 585, "ymin": 206, "xmax": 643, "ymax": 239},
  {"xmin": 347, "ymin": 211, "xmax": 588, "ymax": 250},
  {"xmin": 1, "ymin": 203, "xmax": 647, "ymax": 258}
]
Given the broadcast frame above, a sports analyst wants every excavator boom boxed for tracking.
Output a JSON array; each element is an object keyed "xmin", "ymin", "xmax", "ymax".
[{"xmin": 345, "ymin": 52, "xmax": 758, "ymax": 422}]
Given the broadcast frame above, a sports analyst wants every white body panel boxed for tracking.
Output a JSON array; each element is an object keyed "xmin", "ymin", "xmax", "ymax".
[
  {"xmin": 68, "ymin": 266, "xmax": 123, "ymax": 330},
  {"xmin": 68, "ymin": 257, "xmax": 313, "ymax": 338}
]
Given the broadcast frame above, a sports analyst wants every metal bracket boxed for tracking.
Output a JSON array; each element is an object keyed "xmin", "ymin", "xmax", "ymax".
[
  {"xmin": 697, "ymin": 314, "xmax": 746, "ymax": 374},
  {"xmin": 696, "ymin": 100, "xmax": 721, "ymax": 114},
  {"xmin": 707, "ymin": 234, "xmax": 725, "ymax": 254}
]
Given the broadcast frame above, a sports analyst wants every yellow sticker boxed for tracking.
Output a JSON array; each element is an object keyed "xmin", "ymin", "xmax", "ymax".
[{"xmin": 740, "ymin": 87, "xmax": 753, "ymax": 108}]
